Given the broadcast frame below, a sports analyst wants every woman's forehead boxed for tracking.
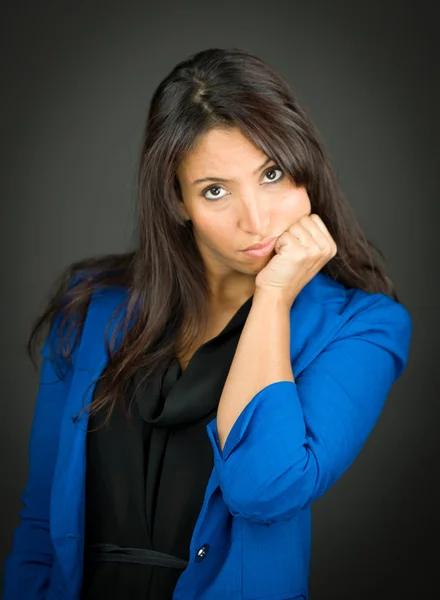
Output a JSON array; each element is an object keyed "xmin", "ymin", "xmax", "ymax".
[{"xmin": 177, "ymin": 128, "xmax": 268, "ymax": 184}]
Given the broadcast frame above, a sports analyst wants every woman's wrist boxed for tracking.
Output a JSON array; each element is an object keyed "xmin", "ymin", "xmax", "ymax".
[{"xmin": 253, "ymin": 284, "xmax": 297, "ymax": 310}]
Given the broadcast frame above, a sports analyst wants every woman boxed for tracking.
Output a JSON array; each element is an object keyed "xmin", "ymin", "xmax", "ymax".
[{"xmin": 3, "ymin": 47, "xmax": 412, "ymax": 600}]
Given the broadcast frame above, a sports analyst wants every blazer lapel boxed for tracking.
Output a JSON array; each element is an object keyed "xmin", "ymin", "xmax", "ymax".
[
  {"xmin": 50, "ymin": 288, "xmax": 130, "ymax": 586},
  {"xmin": 289, "ymin": 271, "xmax": 347, "ymax": 377}
]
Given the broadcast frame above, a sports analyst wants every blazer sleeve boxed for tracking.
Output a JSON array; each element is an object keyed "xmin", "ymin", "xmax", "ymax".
[
  {"xmin": 206, "ymin": 293, "xmax": 413, "ymax": 525},
  {"xmin": 2, "ymin": 313, "xmax": 77, "ymax": 599}
]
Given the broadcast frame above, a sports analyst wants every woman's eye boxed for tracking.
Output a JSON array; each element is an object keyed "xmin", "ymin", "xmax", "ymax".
[
  {"xmin": 263, "ymin": 167, "xmax": 284, "ymax": 183},
  {"xmin": 203, "ymin": 185, "xmax": 227, "ymax": 201}
]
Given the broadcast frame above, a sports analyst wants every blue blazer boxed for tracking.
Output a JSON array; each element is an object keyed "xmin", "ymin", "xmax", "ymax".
[{"xmin": 3, "ymin": 272, "xmax": 412, "ymax": 600}]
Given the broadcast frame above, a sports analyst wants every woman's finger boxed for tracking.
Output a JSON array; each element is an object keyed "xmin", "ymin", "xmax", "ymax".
[
  {"xmin": 287, "ymin": 221, "xmax": 316, "ymax": 247},
  {"xmin": 298, "ymin": 215, "xmax": 331, "ymax": 251},
  {"xmin": 309, "ymin": 214, "xmax": 332, "ymax": 239}
]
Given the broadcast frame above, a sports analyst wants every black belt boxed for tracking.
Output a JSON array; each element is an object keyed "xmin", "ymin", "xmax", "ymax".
[{"xmin": 86, "ymin": 543, "xmax": 189, "ymax": 571}]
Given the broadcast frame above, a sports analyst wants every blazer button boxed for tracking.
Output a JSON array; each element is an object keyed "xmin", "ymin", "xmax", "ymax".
[{"xmin": 195, "ymin": 543, "xmax": 210, "ymax": 563}]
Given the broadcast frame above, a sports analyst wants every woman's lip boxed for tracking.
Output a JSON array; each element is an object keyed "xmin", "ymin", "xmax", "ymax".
[
  {"xmin": 243, "ymin": 236, "xmax": 278, "ymax": 252},
  {"xmin": 242, "ymin": 237, "xmax": 278, "ymax": 257}
]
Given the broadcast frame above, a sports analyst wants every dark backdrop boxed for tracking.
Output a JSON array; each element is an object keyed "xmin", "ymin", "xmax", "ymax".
[{"xmin": 1, "ymin": 1, "xmax": 438, "ymax": 598}]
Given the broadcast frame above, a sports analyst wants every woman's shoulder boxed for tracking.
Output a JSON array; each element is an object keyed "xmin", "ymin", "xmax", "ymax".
[
  {"xmin": 310, "ymin": 271, "xmax": 411, "ymax": 324},
  {"xmin": 42, "ymin": 273, "xmax": 131, "ymax": 364},
  {"xmin": 314, "ymin": 272, "xmax": 412, "ymax": 376},
  {"xmin": 303, "ymin": 272, "xmax": 412, "ymax": 363},
  {"xmin": 82, "ymin": 282, "xmax": 132, "ymax": 338},
  {"xmin": 87, "ymin": 283, "xmax": 131, "ymax": 316}
]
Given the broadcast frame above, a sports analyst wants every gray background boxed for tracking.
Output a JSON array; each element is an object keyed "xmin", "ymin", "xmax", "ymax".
[{"xmin": 1, "ymin": 0, "xmax": 438, "ymax": 598}]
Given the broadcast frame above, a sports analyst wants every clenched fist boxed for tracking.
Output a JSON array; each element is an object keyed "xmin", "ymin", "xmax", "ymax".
[{"xmin": 255, "ymin": 213, "xmax": 337, "ymax": 306}]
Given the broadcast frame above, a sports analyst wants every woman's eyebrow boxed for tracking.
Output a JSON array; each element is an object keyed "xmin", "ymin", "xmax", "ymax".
[{"xmin": 192, "ymin": 157, "xmax": 273, "ymax": 185}]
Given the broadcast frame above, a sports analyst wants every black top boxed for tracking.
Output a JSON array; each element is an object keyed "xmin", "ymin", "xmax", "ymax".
[{"xmin": 80, "ymin": 295, "xmax": 253, "ymax": 600}]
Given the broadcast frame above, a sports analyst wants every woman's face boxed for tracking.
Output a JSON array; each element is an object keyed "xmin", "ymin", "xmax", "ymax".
[{"xmin": 176, "ymin": 127, "xmax": 311, "ymax": 294}]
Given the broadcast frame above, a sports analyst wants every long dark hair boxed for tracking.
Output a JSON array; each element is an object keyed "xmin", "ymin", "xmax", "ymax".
[{"xmin": 28, "ymin": 47, "xmax": 400, "ymax": 425}]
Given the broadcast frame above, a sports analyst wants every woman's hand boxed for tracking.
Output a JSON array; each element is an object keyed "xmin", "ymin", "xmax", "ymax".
[{"xmin": 255, "ymin": 213, "xmax": 337, "ymax": 306}]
